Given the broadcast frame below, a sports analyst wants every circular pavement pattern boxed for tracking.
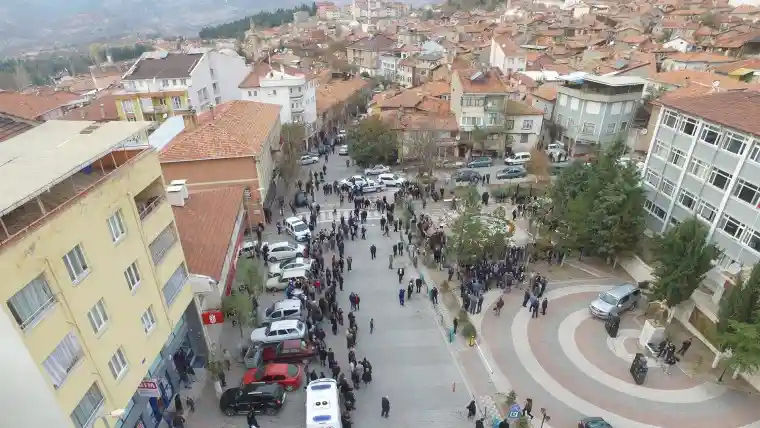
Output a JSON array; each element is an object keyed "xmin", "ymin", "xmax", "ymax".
[{"xmin": 481, "ymin": 283, "xmax": 760, "ymax": 428}]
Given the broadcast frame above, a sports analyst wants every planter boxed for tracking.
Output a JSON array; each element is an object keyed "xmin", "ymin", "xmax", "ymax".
[{"xmin": 639, "ymin": 319, "xmax": 666, "ymax": 349}]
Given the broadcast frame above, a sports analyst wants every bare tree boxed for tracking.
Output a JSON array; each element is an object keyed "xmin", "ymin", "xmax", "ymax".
[
  {"xmin": 278, "ymin": 124, "xmax": 305, "ymax": 192},
  {"xmin": 405, "ymin": 130, "xmax": 440, "ymax": 177},
  {"xmin": 526, "ymin": 147, "xmax": 551, "ymax": 185}
]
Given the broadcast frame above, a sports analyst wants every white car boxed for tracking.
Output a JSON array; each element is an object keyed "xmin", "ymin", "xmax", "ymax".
[
  {"xmin": 268, "ymin": 257, "xmax": 315, "ymax": 279},
  {"xmin": 250, "ymin": 319, "xmax": 307, "ymax": 344},
  {"xmin": 364, "ymin": 164, "xmax": 391, "ymax": 175},
  {"xmin": 262, "ymin": 241, "xmax": 306, "ymax": 262},
  {"xmin": 338, "ymin": 145, "xmax": 349, "ymax": 155},
  {"xmin": 360, "ymin": 179, "xmax": 382, "ymax": 193},
  {"xmin": 340, "ymin": 175, "xmax": 369, "ymax": 187},
  {"xmin": 504, "ymin": 152, "xmax": 531, "ymax": 165},
  {"xmin": 300, "ymin": 155, "xmax": 319, "ymax": 165},
  {"xmin": 377, "ymin": 173, "xmax": 406, "ymax": 187},
  {"xmin": 545, "ymin": 142, "xmax": 567, "ymax": 158}
]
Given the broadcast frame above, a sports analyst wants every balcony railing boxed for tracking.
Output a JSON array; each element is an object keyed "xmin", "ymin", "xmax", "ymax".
[
  {"xmin": 150, "ymin": 224, "xmax": 178, "ymax": 265},
  {"xmin": 137, "ymin": 194, "xmax": 166, "ymax": 221}
]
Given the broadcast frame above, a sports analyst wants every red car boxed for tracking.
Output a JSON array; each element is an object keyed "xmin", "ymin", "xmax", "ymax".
[
  {"xmin": 243, "ymin": 363, "xmax": 303, "ymax": 391},
  {"xmin": 260, "ymin": 339, "xmax": 317, "ymax": 364}
]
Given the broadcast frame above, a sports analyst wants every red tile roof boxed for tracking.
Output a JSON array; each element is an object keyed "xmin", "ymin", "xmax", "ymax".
[
  {"xmin": 0, "ymin": 115, "xmax": 34, "ymax": 142},
  {"xmin": 0, "ymin": 90, "xmax": 81, "ymax": 120},
  {"xmin": 160, "ymin": 100, "xmax": 281, "ymax": 162},
  {"xmin": 61, "ymin": 95, "xmax": 120, "ymax": 122},
  {"xmin": 660, "ymin": 91, "xmax": 760, "ymax": 136},
  {"xmin": 174, "ymin": 186, "xmax": 245, "ymax": 279}
]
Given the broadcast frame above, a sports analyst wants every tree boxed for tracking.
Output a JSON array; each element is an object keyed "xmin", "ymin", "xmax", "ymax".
[
  {"xmin": 699, "ymin": 12, "xmax": 720, "ymax": 29},
  {"xmin": 405, "ymin": 131, "xmax": 440, "ymax": 176},
  {"xmin": 88, "ymin": 43, "xmax": 104, "ymax": 64},
  {"xmin": 278, "ymin": 123, "xmax": 305, "ymax": 191},
  {"xmin": 526, "ymin": 147, "xmax": 551, "ymax": 184},
  {"xmin": 348, "ymin": 116, "xmax": 398, "ymax": 166},
  {"xmin": 470, "ymin": 126, "xmax": 489, "ymax": 152},
  {"xmin": 545, "ymin": 121, "xmax": 564, "ymax": 143},
  {"xmin": 648, "ymin": 218, "xmax": 720, "ymax": 308},
  {"xmin": 718, "ymin": 264, "xmax": 760, "ymax": 332},
  {"xmin": 237, "ymin": 258, "xmax": 264, "ymax": 298},
  {"xmin": 716, "ymin": 320, "xmax": 760, "ymax": 381},
  {"xmin": 222, "ymin": 291, "xmax": 254, "ymax": 341},
  {"xmin": 447, "ymin": 188, "xmax": 513, "ymax": 263}
]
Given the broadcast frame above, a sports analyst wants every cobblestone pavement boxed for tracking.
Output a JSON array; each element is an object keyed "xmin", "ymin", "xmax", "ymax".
[
  {"xmin": 183, "ymin": 157, "xmax": 476, "ymax": 428},
  {"xmin": 478, "ymin": 281, "xmax": 760, "ymax": 428}
]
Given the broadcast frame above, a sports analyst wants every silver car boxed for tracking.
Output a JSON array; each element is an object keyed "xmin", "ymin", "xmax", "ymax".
[{"xmin": 589, "ymin": 283, "xmax": 641, "ymax": 319}]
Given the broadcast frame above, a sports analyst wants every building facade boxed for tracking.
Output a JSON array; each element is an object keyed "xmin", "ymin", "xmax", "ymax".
[
  {"xmin": 346, "ymin": 34, "xmax": 396, "ymax": 76},
  {"xmin": 489, "ymin": 35, "xmax": 527, "ymax": 76},
  {"xmin": 552, "ymin": 75, "xmax": 644, "ymax": 154},
  {"xmin": 115, "ymin": 50, "xmax": 249, "ymax": 123},
  {"xmin": 0, "ymin": 121, "xmax": 200, "ymax": 428}
]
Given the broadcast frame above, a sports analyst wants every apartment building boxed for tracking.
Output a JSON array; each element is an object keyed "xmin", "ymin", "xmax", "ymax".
[
  {"xmin": 397, "ymin": 52, "xmax": 444, "ymax": 88},
  {"xmin": 239, "ymin": 63, "xmax": 318, "ymax": 140},
  {"xmin": 489, "ymin": 34, "xmax": 527, "ymax": 76},
  {"xmin": 552, "ymin": 74, "xmax": 644, "ymax": 154},
  {"xmin": 450, "ymin": 68, "xmax": 515, "ymax": 157},
  {"xmin": 346, "ymin": 34, "xmax": 396, "ymax": 76},
  {"xmin": 0, "ymin": 121, "xmax": 201, "ymax": 428},
  {"xmin": 115, "ymin": 50, "xmax": 249, "ymax": 123}
]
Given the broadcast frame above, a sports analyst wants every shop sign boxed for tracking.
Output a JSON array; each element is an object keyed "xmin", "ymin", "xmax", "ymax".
[
  {"xmin": 202, "ymin": 310, "xmax": 225, "ymax": 325},
  {"xmin": 137, "ymin": 379, "xmax": 161, "ymax": 397}
]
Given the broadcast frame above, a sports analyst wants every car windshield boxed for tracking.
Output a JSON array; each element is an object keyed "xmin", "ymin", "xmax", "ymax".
[
  {"xmin": 293, "ymin": 223, "xmax": 308, "ymax": 232},
  {"xmin": 599, "ymin": 293, "xmax": 618, "ymax": 305},
  {"xmin": 265, "ymin": 305, "xmax": 275, "ymax": 315},
  {"xmin": 586, "ymin": 420, "xmax": 613, "ymax": 428}
]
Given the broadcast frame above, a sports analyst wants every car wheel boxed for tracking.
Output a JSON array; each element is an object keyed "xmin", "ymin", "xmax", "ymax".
[
  {"xmin": 285, "ymin": 384, "xmax": 295, "ymax": 391},
  {"xmin": 269, "ymin": 256, "xmax": 277, "ymax": 262},
  {"xmin": 224, "ymin": 408, "xmax": 235, "ymax": 417},
  {"xmin": 265, "ymin": 407, "xmax": 278, "ymax": 416}
]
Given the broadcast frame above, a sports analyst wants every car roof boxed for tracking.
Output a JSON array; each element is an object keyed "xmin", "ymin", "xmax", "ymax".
[
  {"xmin": 512, "ymin": 152, "xmax": 530, "ymax": 157},
  {"xmin": 268, "ymin": 241, "xmax": 295, "ymax": 249},
  {"xmin": 281, "ymin": 339, "xmax": 306, "ymax": 349},
  {"xmin": 270, "ymin": 319, "xmax": 301, "ymax": 328},
  {"xmin": 243, "ymin": 383, "xmax": 282, "ymax": 394},
  {"xmin": 284, "ymin": 217, "xmax": 306, "ymax": 225},
  {"xmin": 263, "ymin": 363, "xmax": 291, "ymax": 375},
  {"xmin": 274, "ymin": 299, "xmax": 302, "ymax": 310},
  {"xmin": 605, "ymin": 283, "xmax": 638, "ymax": 298}
]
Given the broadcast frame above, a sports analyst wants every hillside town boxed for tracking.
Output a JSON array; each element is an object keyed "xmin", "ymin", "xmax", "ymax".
[{"xmin": 4, "ymin": 1, "xmax": 760, "ymax": 428}]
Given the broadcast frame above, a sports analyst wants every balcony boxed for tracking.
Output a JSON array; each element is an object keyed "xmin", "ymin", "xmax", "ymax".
[
  {"xmin": 485, "ymin": 102, "xmax": 505, "ymax": 112},
  {"xmin": 149, "ymin": 223, "xmax": 178, "ymax": 266},
  {"xmin": 134, "ymin": 179, "xmax": 166, "ymax": 221}
]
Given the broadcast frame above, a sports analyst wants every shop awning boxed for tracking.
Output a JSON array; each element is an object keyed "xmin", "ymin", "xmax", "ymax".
[{"xmin": 728, "ymin": 68, "xmax": 755, "ymax": 76}]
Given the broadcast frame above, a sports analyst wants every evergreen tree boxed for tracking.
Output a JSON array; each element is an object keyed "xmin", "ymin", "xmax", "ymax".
[
  {"xmin": 649, "ymin": 218, "xmax": 721, "ymax": 307},
  {"xmin": 718, "ymin": 264, "xmax": 760, "ymax": 332},
  {"xmin": 347, "ymin": 116, "xmax": 398, "ymax": 166},
  {"xmin": 716, "ymin": 320, "xmax": 760, "ymax": 381}
]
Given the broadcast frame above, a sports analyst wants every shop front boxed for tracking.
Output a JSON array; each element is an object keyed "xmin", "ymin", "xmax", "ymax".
[{"xmin": 115, "ymin": 302, "xmax": 207, "ymax": 428}]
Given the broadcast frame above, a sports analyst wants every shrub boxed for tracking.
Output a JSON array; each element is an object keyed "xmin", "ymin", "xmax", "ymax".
[
  {"xmin": 457, "ymin": 309, "xmax": 477, "ymax": 338},
  {"xmin": 517, "ymin": 416, "xmax": 531, "ymax": 428},
  {"xmin": 506, "ymin": 390, "xmax": 517, "ymax": 406},
  {"xmin": 441, "ymin": 279, "xmax": 450, "ymax": 291}
]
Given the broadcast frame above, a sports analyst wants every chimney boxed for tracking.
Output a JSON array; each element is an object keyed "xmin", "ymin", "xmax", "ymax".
[
  {"xmin": 683, "ymin": 76, "xmax": 690, "ymax": 87},
  {"xmin": 210, "ymin": 104, "xmax": 215, "ymax": 120},
  {"xmin": 99, "ymin": 103, "xmax": 105, "ymax": 119},
  {"xmin": 167, "ymin": 185, "xmax": 185, "ymax": 207},
  {"xmin": 170, "ymin": 180, "xmax": 190, "ymax": 199},
  {"xmin": 185, "ymin": 113, "xmax": 199, "ymax": 130}
]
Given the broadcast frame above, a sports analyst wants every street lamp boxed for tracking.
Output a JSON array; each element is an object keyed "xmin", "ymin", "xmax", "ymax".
[
  {"xmin": 539, "ymin": 408, "xmax": 550, "ymax": 428},
  {"xmin": 97, "ymin": 409, "xmax": 126, "ymax": 428}
]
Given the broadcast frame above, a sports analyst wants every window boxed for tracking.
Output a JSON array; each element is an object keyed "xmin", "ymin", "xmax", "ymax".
[
  {"xmin": 253, "ymin": 90, "xmax": 258, "ymax": 96},
  {"xmin": 660, "ymin": 178, "xmax": 676, "ymax": 197},
  {"xmin": 669, "ymin": 216, "xmax": 681, "ymax": 227},
  {"xmin": 556, "ymin": 114, "xmax": 564, "ymax": 125},
  {"xmin": 70, "ymin": 383, "xmax": 104, "ymax": 428},
  {"xmin": 679, "ymin": 116, "xmax": 698, "ymax": 136},
  {"xmin": 644, "ymin": 169, "xmax": 661, "ymax": 187},
  {"xmin": 662, "ymin": 110, "xmax": 679, "ymax": 129},
  {"xmin": 742, "ymin": 229, "xmax": 760, "ymax": 253},
  {"xmin": 718, "ymin": 214, "xmax": 745, "ymax": 239},
  {"xmin": 7, "ymin": 275, "xmax": 56, "ymax": 329},
  {"xmin": 121, "ymin": 100, "xmax": 134, "ymax": 114},
  {"xmin": 172, "ymin": 79, "xmax": 177, "ymax": 85},
  {"xmin": 521, "ymin": 120, "xmax": 533, "ymax": 130},
  {"xmin": 696, "ymin": 200, "xmax": 717, "ymax": 222},
  {"xmin": 582, "ymin": 122, "xmax": 596, "ymax": 134},
  {"xmin": 43, "ymin": 332, "xmax": 84, "ymax": 388},
  {"xmin": 212, "ymin": 82, "xmax": 219, "ymax": 94},
  {"xmin": 567, "ymin": 118, "xmax": 575, "ymax": 129},
  {"xmin": 172, "ymin": 96, "xmax": 182, "ymax": 109},
  {"xmin": 606, "ymin": 123, "xmax": 616, "ymax": 134},
  {"xmin": 124, "ymin": 261, "xmax": 141, "ymax": 291},
  {"xmin": 668, "ymin": 148, "xmax": 686, "ymax": 167},
  {"xmin": 487, "ymin": 113, "xmax": 499, "ymax": 125},
  {"xmin": 161, "ymin": 79, "xmax": 169, "ymax": 87},
  {"xmin": 708, "ymin": 167, "xmax": 732, "ymax": 190},
  {"xmin": 248, "ymin": 91, "xmax": 252, "ymax": 97},
  {"xmin": 687, "ymin": 158, "xmax": 709, "ymax": 179},
  {"xmin": 721, "ymin": 131, "xmax": 748, "ymax": 155},
  {"xmin": 141, "ymin": 306, "xmax": 157, "ymax": 333},
  {"xmin": 87, "ymin": 299, "xmax": 109, "ymax": 334},
  {"xmin": 506, "ymin": 120, "xmax": 514, "ymax": 130},
  {"xmin": 678, "ymin": 189, "xmax": 697, "ymax": 210},
  {"xmin": 620, "ymin": 121, "xmax": 628, "ymax": 131},
  {"xmin": 150, "ymin": 223, "xmax": 178, "ymax": 265},
  {"xmin": 163, "ymin": 264, "xmax": 188, "ymax": 306},
  {"xmin": 106, "ymin": 210, "xmax": 126, "ymax": 242},
  {"xmin": 733, "ymin": 179, "xmax": 760, "ymax": 206},
  {"xmin": 700, "ymin": 124, "xmax": 720, "ymax": 145},
  {"xmin": 181, "ymin": 79, "xmax": 187, "ymax": 85},
  {"xmin": 652, "ymin": 140, "xmax": 668, "ymax": 158},
  {"xmin": 108, "ymin": 347, "xmax": 129, "ymax": 380},
  {"xmin": 750, "ymin": 142, "xmax": 760, "ymax": 163},
  {"xmin": 644, "ymin": 199, "xmax": 667, "ymax": 219},
  {"xmin": 63, "ymin": 245, "xmax": 89, "ymax": 283}
]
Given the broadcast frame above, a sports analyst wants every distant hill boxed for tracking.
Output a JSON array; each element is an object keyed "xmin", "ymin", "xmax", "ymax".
[{"xmin": 199, "ymin": 3, "xmax": 316, "ymax": 40}]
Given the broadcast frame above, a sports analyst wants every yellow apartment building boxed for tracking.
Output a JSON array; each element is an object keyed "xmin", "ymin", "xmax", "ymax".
[{"xmin": 0, "ymin": 121, "xmax": 204, "ymax": 428}]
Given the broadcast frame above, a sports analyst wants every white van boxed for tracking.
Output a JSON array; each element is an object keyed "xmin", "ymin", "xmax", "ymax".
[
  {"xmin": 263, "ymin": 299, "xmax": 305, "ymax": 325},
  {"xmin": 504, "ymin": 152, "xmax": 531, "ymax": 165},
  {"xmin": 284, "ymin": 216, "xmax": 311, "ymax": 242},
  {"xmin": 265, "ymin": 268, "xmax": 312, "ymax": 292},
  {"xmin": 306, "ymin": 378, "xmax": 343, "ymax": 428}
]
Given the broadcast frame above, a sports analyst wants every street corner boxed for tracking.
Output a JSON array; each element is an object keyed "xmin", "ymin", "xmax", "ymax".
[{"xmin": 480, "ymin": 283, "xmax": 760, "ymax": 428}]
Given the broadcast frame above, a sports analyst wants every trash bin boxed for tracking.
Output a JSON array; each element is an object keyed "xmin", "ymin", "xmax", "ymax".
[
  {"xmin": 630, "ymin": 353, "xmax": 648, "ymax": 385},
  {"xmin": 605, "ymin": 313, "xmax": 620, "ymax": 338}
]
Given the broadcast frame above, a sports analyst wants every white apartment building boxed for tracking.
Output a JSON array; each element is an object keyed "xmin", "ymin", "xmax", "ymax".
[
  {"xmin": 119, "ymin": 50, "xmax": 249, "ymax": 121},
  {"xmin": 489, "ymin": 35, "xmax": 527, "ymax": 76},
  {"xmin": 239, "ymin": 63, "xmax": 318, "ymax": 138}
]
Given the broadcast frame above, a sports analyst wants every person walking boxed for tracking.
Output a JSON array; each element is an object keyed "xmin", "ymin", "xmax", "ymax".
[
  {"xmin": 381, "ymin": 396, "xmax": 391, "ymax": 418},
  {"xmin": 466, "ymin": 400, "xmax": 477, "ymax": 419},
  {"xmin": 523, "ymin": 398, "xmax": 534, "ymax": 419},
  {"xmin": 246, "ymin": 410, "xmax": 259, "ymax": 428},
  {"xmin": 388, "ymin": 253, "xmax": 394, "ymax": 269},
  {"xmin": 398, "ymin": 288, "xmax": 405, "ymax": 306},
  {"xmin": 370, "ymin": 318, "xmax": 374, "ymax": 334},
  {"xmin": 347, "ymin": 256, "xmax": 353, "ymax": 271},
  {"xmin": 397, "ymin": 267, "xmax": 405, "ymax": 283},
  {"xmin": 678, "ymin": 337, "xmax": 693, "ymax": 356},
  {"xmin": 541, "ymin": 298, "xmax": 548, "ymax": 316},
  {"xmin": 370, "ymin": 244, "xmax": 377, "ymax": 259},
  {"xmin": 453, "ymin": 316, "xmax": 459, "ymax": 334}
]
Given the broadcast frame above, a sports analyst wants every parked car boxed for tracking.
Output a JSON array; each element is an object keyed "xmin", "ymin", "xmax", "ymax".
[
  {"xmin": 589, "ymin": 283, "xmax": 641, "ymax": 319},
  {"xmin": 360, "ymin": 179, "xmax": 382, "ymax": 193},
  {"xmin": 259, "ymin": 339, "xmax": 317, "ymax": 365},
  {"xmin": 467, "ymin": 156, "xmax": 493, "ymax": 168},
  {"xmin": 242, "ymin": 363, "xmax": 304, "ymax": 391},
  {"xmin": 250, "ymin": 320, "xmax": 307, "ymax": 344},
  {"xmin": 219, "ymin": 383, "xmax": 285, "ymax": 416},
  {"xmin": 338, "ymin": 145, "xmax": 349, "ymax": 155},
  {"xmin": 496, "ymin": 166, "xmax": 527, "ymax": 180},
  {"xmin": 262, "ymin": 299, "xmax": 306, "ymax": 325},
  {"xmin": 546, "ymin": 142, "xmax": 567, "ymax": 158},
  {"xmin": 300, "ymin": 155, "xmax": 319, "ymax": 165},
  {"xmin": 504, "ymin": 152, "xmax": 531, "ymax": 165},
  {"xmin": 262, "ymin": 242, "xmax": 306, "ymax": 262},
  {"xmin": 578, "ymin": 417, "xmax": 613, "ymax": 428},
  {"xmin": 364, "ymin": 164, "xmax": 391, "ymax": 175},
  {"xmin": 453, "ymin": 169, "xmax": 482, "ymax": 184},
  {"xmin": 268, "ymin": 257, "xmax": 315, "ymax": 279},
  {"xmin": 377, "ymin": 173, "xmax": 406, "ymax": 187}
]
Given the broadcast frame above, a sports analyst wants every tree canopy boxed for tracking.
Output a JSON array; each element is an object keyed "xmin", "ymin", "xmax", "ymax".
[
  {"xmin": 716, "ymin": 264, "xmax": 760, "ymax": 379},
  {"xmin": 199, "ymin": 4, "xmax": 316, "ymax": 40},
  {"xmin": 277, "ymin": 123, "xmax": 305, "ymax": 191},
  {"xmin": 648, "ymin": 218, "xmax": 720, "ymax": 308},
  {"xmin": 447, "ymin": 188, "xmax": 513, "ymax": 264},
  {"xmin": 347, "ymin": 116, "xmax": 398, "ymax": 166},
  {"xmin": 546, "ymin": 141, "xmax": 646, "ymax": 262}
]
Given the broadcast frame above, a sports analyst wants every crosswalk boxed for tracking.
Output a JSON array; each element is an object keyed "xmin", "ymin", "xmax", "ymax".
[{"xmin": 296, "ymin": 208, "xmax": 387, "ymax": 224}]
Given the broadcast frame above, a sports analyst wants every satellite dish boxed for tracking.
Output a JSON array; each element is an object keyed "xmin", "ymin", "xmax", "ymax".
[
  {"xmin": 712, "ymin": 80, "xmax": 721, "ymax": 88},
  {"xmin": 640, "ymin": 128, "xmax": 648, "ymax": 135}
]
